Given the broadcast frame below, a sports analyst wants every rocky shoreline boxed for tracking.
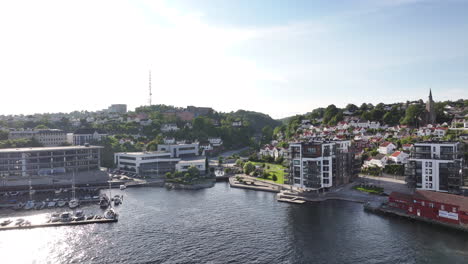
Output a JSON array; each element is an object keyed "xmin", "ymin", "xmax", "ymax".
[{"xmin": 165, "ymin": 179, "xmax": 215, "ymax": 190}]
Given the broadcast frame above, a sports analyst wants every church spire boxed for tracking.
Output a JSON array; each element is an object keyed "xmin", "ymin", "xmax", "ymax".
[{"xmin": 429, "ymin": 89, "xmax": 433, "ymax": 101}]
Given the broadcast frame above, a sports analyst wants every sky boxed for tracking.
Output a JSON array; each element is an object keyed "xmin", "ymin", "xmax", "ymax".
[{"xmin": 0, "ymin": 0, "xmax": 467, "ymax": 119}]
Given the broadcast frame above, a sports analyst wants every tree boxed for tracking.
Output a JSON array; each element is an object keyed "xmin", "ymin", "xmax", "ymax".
[
  {"xmin": 272, "ymin": 175, "xmax": 278, "ymax": 182},
  {"xmin": 323, "ymin": 105, "xmax": 339, "ymax": 124},
  {"xmin": 0, "ymin": 130, "xmax": 8, "ymax": 140},
  {"xmin": 187, "ymin": 166, "xmax": 200, "ymax": 178},
  {"xmin": 401, "ymin": 104, "xmax": 424, "ymax": 127},
  {"xmin": 345, "ymin": 104, "xmax": 358, "ymax": 113},
  {"xmin": 35, "ymin": 124, "xmax": 49, "ymax": 129},
  {"xmin": 243, "ymin": 162, "xmax": 255, "ymax": 175},
  {"xmin": 261, "ymin": 125, "xmax": 273, "ymax": 144},
  {"xmin": 262, "ymin": 171, "xmax": 270, "ymax": 179}
]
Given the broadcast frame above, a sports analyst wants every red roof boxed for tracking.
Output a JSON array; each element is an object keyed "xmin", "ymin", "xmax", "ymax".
[
  {"xmin": 390, "ymin": 192, "xmax": 413, "ymax": 202},
  {"xmin": 403, "ymin": 144, "xmax": 413, "ymax": 147},
  {"xmin": 390, "ymin": 151, "xmax": 401, "ymax": 157},
  {"xmin": 380, "ymin": 141, "xmax": 393, "ymax": 147},
  {"xmin": 415, "ymin": 190, "xmax": 468, "ymax": 212}
]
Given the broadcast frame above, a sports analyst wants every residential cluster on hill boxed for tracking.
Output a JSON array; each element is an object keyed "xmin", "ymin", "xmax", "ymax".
[{"xmin": 255, "ymin": 91, "xmax": 468, "ymax": 196}]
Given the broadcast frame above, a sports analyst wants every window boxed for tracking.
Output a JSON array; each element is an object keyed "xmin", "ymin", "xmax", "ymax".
[
  {"xmin": 293, "ymin": 160, "xmax": 300, "ymax": 165},
  {"xmin": 323, "ymin": 172, "xmax": 329, "ymax": 178},
  {"xmin": 425, "ymin": 162, "xmax": 428, "ymax": 167},
  {"xmin": 429, "ymin": 162, "xmax": 432, "ymax": 168},
  {"xmin": 323, "ymin": 160, "xmax": 329, "ymax": 165},
  {"xmin": 441, "ymin": 205, "xmax": 445, "ymax": 210},
  {"xmin": 425, "ymin": 169, "xmax": 428, "ymax": 174},
  {"xmin": 429, "ymin": 169, "xmax": 432, "ymax": 174},
  {"xmin": 453, "ymin": 207, "xmax": 457, "ymax": 213},
  {"xmin": 323, "ymin": 179, "xmax": 329, "ymax": 184},
  {"xmin": 429, "ymin": 203, "xmax": 434, "ymax": 208},
  {"xmin": 429, "ymin": 176, "xmax": 432, "ymax": 181}
]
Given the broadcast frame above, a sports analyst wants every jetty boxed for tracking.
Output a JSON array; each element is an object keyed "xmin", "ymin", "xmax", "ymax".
[
  {"xmin": 276, "ymin": 193, "xmax": 306, "ymax": 204},
  {"xmin": 0, "ymin": 218, "xmax": 118, "ymax": 232}
]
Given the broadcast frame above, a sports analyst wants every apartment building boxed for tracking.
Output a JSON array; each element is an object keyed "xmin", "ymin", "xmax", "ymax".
[
  {"xmin": 288, "ymin": 140, "xmax": 356, "ymax": 191},
  {"xmin": 405, "ymin": 142, "xmax": 464, "ymax": 193},
  {"xmin": 9, "ymin": 129, "xmax": 67, "ymax": 147}
]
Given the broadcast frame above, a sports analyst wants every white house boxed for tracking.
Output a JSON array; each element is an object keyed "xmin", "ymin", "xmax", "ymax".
[
  {"xmin": 161, "ymin": 124, "xmax": 179, "ymax": 132},
  {"xmin": 378, "ymin": 142, "xmax": 397, "ymax": 155},
  {"xmin": 417, "ymin": 128, "xmax": 432, "ymax": 137},
  {"xmin": 232, "ymin": 121, "xmax": 243, "ymax": 127},
  {"xmin": 364, "ymin": 154, "xmax": 388, "ymax": 168},
  {"xmin": 402, "ymin": 144, "xmax": 413, "ymax": 152},
  {"xmin": 433, "ymin": 127, "xmax": 447, "ymax": 137},
  {"xmin": 208, "ymin": 138, "xmax": 223, "ymax": 147},
  {"xmin": 389, "ymin": 151, "xmax": 409, "ymax": 164}
]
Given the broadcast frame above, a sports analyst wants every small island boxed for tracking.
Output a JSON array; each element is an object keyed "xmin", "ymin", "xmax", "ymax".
[{"xmin": 164, "ymin": 166, "xmax": 215, "ymax": 190}]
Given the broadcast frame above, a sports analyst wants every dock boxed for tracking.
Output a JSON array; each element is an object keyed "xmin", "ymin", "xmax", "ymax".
[{"xmin": 0, "ymin": 218, "xmax": 118, "ymax": 231}]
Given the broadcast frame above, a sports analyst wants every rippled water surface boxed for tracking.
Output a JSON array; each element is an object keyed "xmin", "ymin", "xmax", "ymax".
[{"xmin": 1, "ymin": 183, "xmax": 468, "ymax": 264}]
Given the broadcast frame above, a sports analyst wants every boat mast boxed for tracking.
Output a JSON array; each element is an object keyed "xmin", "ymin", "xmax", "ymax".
[{"xmin": 72, "ymin": 170, "xmax": 76, "ymax": 200}]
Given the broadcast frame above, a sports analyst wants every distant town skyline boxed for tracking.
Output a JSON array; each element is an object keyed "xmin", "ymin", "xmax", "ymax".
[{"xmin": 0, "ymin": 0, "xmax": 467, "ymax": 119}]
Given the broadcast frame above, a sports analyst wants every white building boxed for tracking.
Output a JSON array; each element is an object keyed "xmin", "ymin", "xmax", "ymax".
[
  {"xmin": 157, "ymin": 143, "xmax": 199, "ymax": 158},
  {"xmin": 73, "ymin": 129, "xmax": 107, "ymax": 146},
  {"xmin": 175, "ymin": 157, "xmax": 206, "ymax": 172},
  {"xmin": 161, "ymin": 124, "xmax": 179, "ymax": 132},
  {"xmin": 364, "ymin": 154, "xmax": 388, "ymax": 168},
  {"xmin": 9, "ymin": 129, "xmax": 68, "ymax": 147},
  {"xmin": 378, "ymin": 142, "xmax": 397, "ymax": 155},
  {"xmin": 208, "ymin": 138, "xmax": 223, "ymax": 147},
  {"xmin": 389, "ymin": 151, "xmax": 409, "ymax": 164}
]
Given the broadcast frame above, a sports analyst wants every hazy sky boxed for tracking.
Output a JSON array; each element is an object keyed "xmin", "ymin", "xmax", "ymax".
[{"xmin": 1, "ymin": 0, "xmax": 467, "ymax": 119}]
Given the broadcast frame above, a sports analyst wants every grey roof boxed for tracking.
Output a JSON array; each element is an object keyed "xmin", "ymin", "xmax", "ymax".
[{"xmin": 0, "ymin": 145, "xmax": 103, "ymax": 153}]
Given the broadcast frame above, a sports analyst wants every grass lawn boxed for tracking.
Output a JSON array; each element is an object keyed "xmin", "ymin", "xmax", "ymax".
[
  {"xmin": 251, "ymin": 162, "xmax": 286, "ymax": 184},
  {"xmin": 353, "ymin": 185, "xmax": 384, "ymax": 195}
]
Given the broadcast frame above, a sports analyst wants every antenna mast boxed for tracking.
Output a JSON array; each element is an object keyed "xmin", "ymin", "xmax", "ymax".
[{"xmin": 149, "ymin": 70, "xmax": 152, "ymax": 106}]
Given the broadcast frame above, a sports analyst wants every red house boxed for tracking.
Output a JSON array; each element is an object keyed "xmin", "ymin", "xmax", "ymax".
[{"xmin": 389, "ymin": 190, "xmax": 468, "ymax": 226}]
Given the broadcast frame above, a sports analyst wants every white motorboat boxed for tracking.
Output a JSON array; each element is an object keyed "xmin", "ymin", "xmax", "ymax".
[
  {"xmin": 54, "ymin": 189, "xmax": 62, "ymax": 195},
  {"xmin": 47, "ymin": 201, "xmax": 56, "ymax": 208},
  {"xmin": 57, "ymin": 200, "xmax": 67, "ymax": 207},
  {"xmin": 73, "ymin": 210, "xmax": 85, "ymax": 221},
  {"xmin": 104, "ymin": 208, "xmax": 118, "ymax": 220},
  {"xmin": 24, "ymin": 201, "xmax": 35, "ymax": 210},
  {"xmin": 119, "ymin": 185, "xmax": 126, "ymax": 190},
  {"xmin": 60, "ymin": 212, "xmax": 72, "ymax": 222},
  {"xmin": 49, "ymin": 212, "xmax": 60, "ymax": 222},
  {"xmin": 68, "ymin": 199, "xmax": 79, "ymax": 209}
]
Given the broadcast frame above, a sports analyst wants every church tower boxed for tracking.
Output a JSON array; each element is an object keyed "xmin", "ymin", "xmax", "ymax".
[{"xmin": 425, "ymin": 89, "xmax": 436, "ymax": 124}]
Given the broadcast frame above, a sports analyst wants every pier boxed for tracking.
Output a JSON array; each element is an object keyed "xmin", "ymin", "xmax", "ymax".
[{"xmin": 0, "ymin": 218, "xmax": 118, "ymax": 232}]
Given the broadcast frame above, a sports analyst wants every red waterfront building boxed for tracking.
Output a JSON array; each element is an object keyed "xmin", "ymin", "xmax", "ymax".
[{"xmin": 389, "ymin": 190, "xmax": 468, "ymax": 226}]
